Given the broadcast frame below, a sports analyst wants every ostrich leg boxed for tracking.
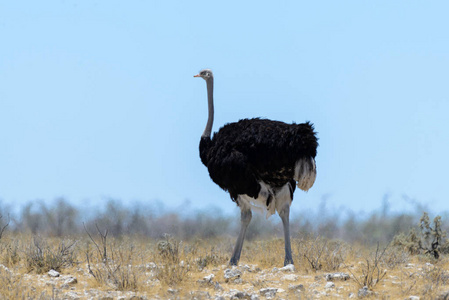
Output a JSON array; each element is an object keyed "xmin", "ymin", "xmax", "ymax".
[
  {"xmin": 229, "ymin": 204, "xmax": 252, "ymax": 266},
  {"xmin": 279, "ymin": 203, "xmax": 294, "ymax": 266}
]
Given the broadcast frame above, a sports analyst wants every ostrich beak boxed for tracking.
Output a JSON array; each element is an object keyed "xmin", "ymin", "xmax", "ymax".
[{"xmin": 194, "ymin": 74, "xmax": 201, "ymax": 77}]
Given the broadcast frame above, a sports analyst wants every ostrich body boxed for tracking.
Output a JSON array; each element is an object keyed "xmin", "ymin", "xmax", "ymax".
[{"xmin": 194, "ymin": 69, "xmax": 318, "ymax": 266}]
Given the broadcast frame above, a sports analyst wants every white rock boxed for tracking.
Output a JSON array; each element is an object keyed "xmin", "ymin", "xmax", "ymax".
[
  {"xmin": 64, "ymin": 276, "xmax": 77, "ymax": 285},
  {"xmin": 325, "ymin": 282, "xmax": 335, "ymax": 289},
  {"xmin": 358, "ymin": 286, "xmax": 372, "ymax": 298},
  {"xmin": 279, "ymin": 264, "xmax": 295, "ymax": 272},
  {"xmin": 64, "ymin": 291, "xmax": 81, "ymax": 300},
  {"xmin": 259, "ymin": 288, "xmax": 278, "ymax": 299},
  {"xmin": 48, "ymin": 269, "xmax": 60, "ymax": 277},
  {"xmin": 224, "ymin": 268, "xmax": 242, "ymax": 282},
  {"xmin": 203, "ymin": 274, "xmax": 215, "ymax": 283},
  {"xmin": 229, "ymin": 290, "xmax": 252, "ymax": 299},
  {"xmin": 325, "ymin": 272, "xmax": 350, "ymax": 281},
  {"xmin": 190, "ymin": 290, "xmax": 210, "ymax": 298},
  {"xmin": 282, "ymin": 274, "xmax": 299, "ymax": 281},
  {"xmin": 242, "ymin": 265, "xmax": 252, "ymax": 272},
  {"xmin": 242, "ymin": 264, "xmax": 259, "ymax": 273},
  {"xmin": 408, "ymin": 297, "xmax": 420, "ymax": 300},
  {"xmin": 214, "ymin": 282, "xmax": 224, "ymax": 291},
  {"xmin": 0, "ymin": 264, "xmax": 11, "ymax": 274},
  {"xmin": 146, "ymin": 262, "xmax": 157, "ymax": 269},
  {"xmin": 233, "ymin": 278, "xmax": 243, "ymax": 284},
  {"xmin": 288, "ymin": 284, "xmax": 305, "ymax": 291}
]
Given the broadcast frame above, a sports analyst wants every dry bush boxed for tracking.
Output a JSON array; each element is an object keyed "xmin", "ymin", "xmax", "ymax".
[
  {"xmin": 195, "ymin": 247, "xmax": 229, "ymax": 269},
  {"xmin": 0, "ymin": 238, "xmax": 21, "ymax": 267},
  {"xmin": 347, "ymin": 243, "xmax": 388, "ymax": 290},
  {"xmin": 155, "ymin": 234, "xmax": 191, "ymax": 286},
  {"xmin": 0, "ymin": 265, "xmax": 52, "ymax": 299},
  {"xmin": 84, "ymin": 224, "xmax": 142, "ymax": 291},
  {"xmin": 419, "ymin": 266, "xmax": 449, "ymax": 298},
  {"xmin": 24, "ymin": 236, "xmax": 77, "ymax": 273},
  {"xmin": 380, "ymin": 245, "xmax": 410, "ymax": 269},
  {"xmin": 297, "ymin": 236, "xmax": 349, "ymax": 272}
]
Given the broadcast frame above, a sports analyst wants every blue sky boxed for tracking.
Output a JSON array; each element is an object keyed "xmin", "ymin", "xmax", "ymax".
[{"xmin": 0, "ymin": 1, "xmax": 448, "ymax": 216}]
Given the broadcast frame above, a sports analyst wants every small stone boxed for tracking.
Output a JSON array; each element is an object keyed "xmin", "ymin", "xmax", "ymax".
[
  {"xmin": 230, "ymin": 290, "xmax": 252, "ymax": 299},
  {"xmin": 65, "ymin": 292, "xmax": 81, "ymax": 300},
  {"xmin": 325, "ymin": 272, "xmax": 350, "ymax": 281},
  {"xmin": 425, "ymin": 263, "xmax": 434, "ymax": 269},
  {"xmin": 288, "ymin": 284, "xmax": 305, "ymax": 291},
  {"xmin": 282, "ymin": 274, "xmax": 299, "ymax": 281},
  {"xmin": 279, "ymin": 264, "xmax": 295, "ymax": 272},
  {"xmin": 408, "ymin": 296, "xmax": 420, "ymax": 300},
  {"xmin": 190, "ymin": 290, "xmax": 210, "ymax": 299},
  {"xmin": 146, "ymin": 262, "xmax": 157, "ymax": 270},
  {"xmin": 233, "ymin": 278, "xmax": 243, "ymax": 284},
  {"xmin": 271, "ymin": 267, "xmax": 279, "ymax": 273},
  {"xmin": 224, "ymin": 268, "xmax": 242, "ymax": 282},
  {"xmin": 48, "ymin": 269, "xmax": 60, "ymax": 277},
  {"xmin": 64, "ymin": 276, "xmax": 77, "ymax": 285},
  {"xmin": 167, "ymin": 288, "xmax": 178, "ymax": 294},
  {"xmin": 242, "ymin": 265, "xmax": 252, "ymax": 272},
  {"xmin": 259, "ymin": 288, "xmax": 277, "ymax": 299},
  {"xmin": 203, "ymin": 274, "xmax": 215, "ymax": 283},
  {"xmin": 214, "ymin": 282, "xmax": 224, "ymax": 291},
  {"xmin": 325, "ymin": 282, "xmax": 335, "ymax": 289},
  {"xmin": 0, "ymin": 264, "xmax": 11, "ymax": 274},
  {"xmin": 358, "ymin": 286, "xmax": 372, "ymax": 298}
]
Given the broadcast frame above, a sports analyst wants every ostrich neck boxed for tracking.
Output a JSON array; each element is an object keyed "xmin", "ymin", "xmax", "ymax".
[{"xmin": 202, "ymin": 78, "xmax": 214, "ymax": 138}]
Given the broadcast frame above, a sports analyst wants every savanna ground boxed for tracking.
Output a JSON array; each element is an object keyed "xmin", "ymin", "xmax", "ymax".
[{"xmin": 1, "ymin": 199, "xmax": 449, "ymax": 299}]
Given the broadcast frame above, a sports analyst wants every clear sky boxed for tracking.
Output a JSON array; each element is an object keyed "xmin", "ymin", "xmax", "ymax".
[{"xmin": 0, "ymin": 1, "xmax": 448, "ymax": 216}]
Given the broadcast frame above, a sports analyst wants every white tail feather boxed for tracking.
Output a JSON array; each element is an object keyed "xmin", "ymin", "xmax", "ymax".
[{"xmin": 294, "ymin": 158, "xmax": 316, "ymax": 191}]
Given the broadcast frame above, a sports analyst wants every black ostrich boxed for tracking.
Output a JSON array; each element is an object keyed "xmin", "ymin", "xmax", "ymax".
[{"xmin": 194, "ymin": 69, "xmax": 318, "ymax": 266}]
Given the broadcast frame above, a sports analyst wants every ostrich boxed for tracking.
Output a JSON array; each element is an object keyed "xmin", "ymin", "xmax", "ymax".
[{"xmin": 194, "ymin": 69, "xmax": 318, "ymax": 266}]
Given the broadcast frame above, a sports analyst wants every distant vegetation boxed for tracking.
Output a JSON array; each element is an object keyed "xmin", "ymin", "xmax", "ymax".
[{"xmin": 0, "ymin": 197, "xmax": 448, "ymax": 246}]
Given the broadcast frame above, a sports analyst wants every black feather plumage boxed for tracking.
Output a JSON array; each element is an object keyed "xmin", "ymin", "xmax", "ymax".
[{"xmin": 200, "ymin": 118, "xmax": 318, "ymax": 202}]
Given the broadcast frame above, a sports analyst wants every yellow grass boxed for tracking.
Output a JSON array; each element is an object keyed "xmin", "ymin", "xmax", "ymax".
[{"xmin": 0, "ymin": 233, "xmax": 448, "ymax": 299}]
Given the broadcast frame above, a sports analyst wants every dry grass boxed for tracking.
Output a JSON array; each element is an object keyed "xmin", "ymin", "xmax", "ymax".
[{"xmin": 1, "ymin": 232, "xmax": 449, "ymax": 299}]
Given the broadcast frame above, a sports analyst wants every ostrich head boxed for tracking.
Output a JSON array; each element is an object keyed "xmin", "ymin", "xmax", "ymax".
[{"xmin": 194, "ymin": 69, "xmax": 213, "ymax": 80}]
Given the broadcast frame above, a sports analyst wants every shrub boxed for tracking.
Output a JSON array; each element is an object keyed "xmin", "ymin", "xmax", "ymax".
[
  {"xmin": 392, "ymin": 212, "xmax": 448, "ymax": 259},
  {"xmin": 25, "ymin": 237, "xmax": 77, "ymax": 273}
]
